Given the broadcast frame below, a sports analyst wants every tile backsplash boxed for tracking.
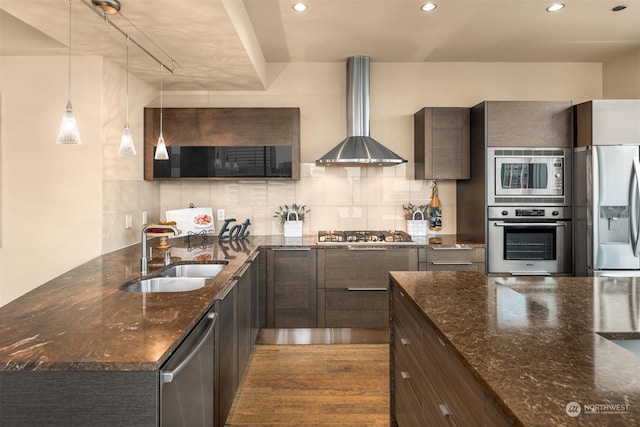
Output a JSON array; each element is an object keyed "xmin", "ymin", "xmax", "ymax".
[{"xmin": 159, "ymin": 163, "xmax": 457, "ymax": 236}]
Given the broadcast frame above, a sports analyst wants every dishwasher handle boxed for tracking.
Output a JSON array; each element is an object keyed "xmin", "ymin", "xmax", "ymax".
[{"xmin": 162, "ymin": 312, "xmax": 217, "ymax": 384}]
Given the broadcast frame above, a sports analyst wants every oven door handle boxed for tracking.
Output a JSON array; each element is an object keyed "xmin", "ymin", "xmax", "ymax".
[{"xmin": 493, "ymin": 221, "xmax": 568, "ymax": 227}]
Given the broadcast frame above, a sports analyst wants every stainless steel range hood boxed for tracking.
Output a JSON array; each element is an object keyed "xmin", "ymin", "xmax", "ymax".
[{"xmin": 316, "ymin": 56, "xmax": 407, "ymax": 166}]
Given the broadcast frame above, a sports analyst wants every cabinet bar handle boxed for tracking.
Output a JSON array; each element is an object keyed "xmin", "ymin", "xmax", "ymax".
[
  {"xmin": 400, "ymin": 371, "xmax": 410, "ymax": 380},
  {"xmin": 439, "ymin": 404, "xmax": 452, "ymax": 417},
  {"xmin": 235, "ymin": 262, "xmax": 251, "ymax": 277},
  {"xmin": 347, "ymin": 287, "xmax": 387, "ymax": 291},
  {"xmin": 272, "ymin": 248, "xmax": 311, "ymax": 251},
  {"xmin": 438, "ymin": 337, "xmax": 446, "ymax": 347},
  {"xmin": 431, "ymin": 246, "xmax": 472, "ymax": 251},
  {"xmin": 430, "ymin": 262, "xmax": 473, "ymax": 265},
  {"xmin": 347, "ymin": 246, "xmax": 388, "ymax": 251},
  {"xmin": 220, "ymin": 280, "xmax": 238, "ymax": 300},
  {"xmin": 400, "ymin": 338, "xmax": 410, "ymax": 346}
]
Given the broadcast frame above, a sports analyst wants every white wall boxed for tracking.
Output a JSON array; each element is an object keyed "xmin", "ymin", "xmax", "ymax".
[
  {"xmin": 158, "ymin": 62, "xmax": 603, "ymax": 236},
  {"xmin": 0, "ymin": 56, "xmax": 103, "ymax": 305},
  {"xmin": 0, "ymin": 55, "xmax": 158, "ymax": 306}
]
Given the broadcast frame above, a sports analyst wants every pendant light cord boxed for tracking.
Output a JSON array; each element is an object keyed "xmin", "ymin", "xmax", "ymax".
[
  {"xmin": 125, "ymin": 35, "xmax": 129, "ymax": 127},
  {"xmin": 67, "ymin": 0, "xmax": 73, "ymax": 101},
  {"xmin": 159, "ymin": 70, "xmax": 163, "ymax": 135}
]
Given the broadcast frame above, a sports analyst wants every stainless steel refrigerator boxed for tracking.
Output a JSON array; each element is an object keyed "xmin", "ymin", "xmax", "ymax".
[{"xmin": 574, "ymin": 145, "xmax": 640, "ymax": 276}]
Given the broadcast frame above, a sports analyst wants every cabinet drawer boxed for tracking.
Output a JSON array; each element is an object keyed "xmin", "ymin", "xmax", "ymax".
[
  {"xmin": 422, "ymin": 323, "xmax": 483, "ymax": 427},
  {"xmin": 394, "ymin": 355, "xmax": 425, "ymax": 427},
  {"xmin": 425, "ymin": 262, "xmax": 484, "ymax": 272},
  {"xmin": 323, "ymin": 248, "xmax": 417, "ymax": 289},
  {"xmin": 393, "ymin": 287, "xmax": 424, "ymax": 364},
  {"xmin": 324, "ymin": 288, "xmax": 389, "ymax": 328},
  {"xmin": 421, "ymin": 246, "xmax": 485, "ymax": 263},
  {"xmin": 395, "ymin": 345, "xmax": 455, "ymax": 427}
]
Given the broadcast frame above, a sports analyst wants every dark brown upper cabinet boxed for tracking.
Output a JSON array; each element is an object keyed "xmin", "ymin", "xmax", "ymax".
[
  {"xmin": 483, "ymin": 101, "xmax": 572, "ymax": 147},
  {"xmin": 414, "ymin": 107, "xmax": 470, "ymax": 180},
  {"xmin": 144, "ymin": 107, "xmax": 301, "ymax": 180}
]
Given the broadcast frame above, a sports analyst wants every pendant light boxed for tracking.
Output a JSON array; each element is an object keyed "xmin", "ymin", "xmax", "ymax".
[
  {"xmin": 118, "ymin": 36, "xmax": 136, "ymax": 156},
  {"xmin": 57, "ymin": 0, "xmax": 81, "ymax": 145},
  {"xmin": 154, "ymin": 71, "xmax": 169, "ymax": 160}
]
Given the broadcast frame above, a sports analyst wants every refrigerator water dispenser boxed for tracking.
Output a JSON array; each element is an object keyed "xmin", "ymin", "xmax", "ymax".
[{"xmin": 599, "ymin": 206, "xmax": 630, "ymax": 243}]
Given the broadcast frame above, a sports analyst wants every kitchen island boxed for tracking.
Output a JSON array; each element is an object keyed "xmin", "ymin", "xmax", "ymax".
[{"xmin": 389, "ymin": 271, "xmax": 640, "ymax": 426}]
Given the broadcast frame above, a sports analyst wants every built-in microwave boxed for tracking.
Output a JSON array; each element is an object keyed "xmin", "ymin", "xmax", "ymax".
[{"xmin": 487, "ymin": 147, "xmax": 571, "ymax": 206}]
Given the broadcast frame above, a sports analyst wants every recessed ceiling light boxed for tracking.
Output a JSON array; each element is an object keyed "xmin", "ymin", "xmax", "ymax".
[
  {"xmin": 612, "ymin": 4, "xmax": 627, "ymax": 12},
  {"xmin": 420, "ymin": 2, "xmax": 437, "ymax": 12},
  {"xmin": 546, "ymin": 3, "xmax": 565, "ymax": 12},
  {"xmin": 292, "ymin": 2, "xmax": 308, "ymax": 12}
]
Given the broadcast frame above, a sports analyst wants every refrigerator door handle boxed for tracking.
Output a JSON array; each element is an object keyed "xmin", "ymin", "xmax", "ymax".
[
  {"xmin": 593, "ymin": 147, "xmax": 600, "ymax": 265},
  {"xmin": 631, "ymin": 158, "xmax": 640, "ymax": 257}
]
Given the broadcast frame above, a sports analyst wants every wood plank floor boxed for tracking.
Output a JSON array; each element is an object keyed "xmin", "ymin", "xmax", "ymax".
[{"xmin": 225, "ymin": 344, "xmax": 390, "ymax": 426}]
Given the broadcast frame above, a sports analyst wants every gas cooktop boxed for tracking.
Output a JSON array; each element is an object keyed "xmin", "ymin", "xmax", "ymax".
[{"xmin": 317, "ymin": 230, "xmax": 413, "ymax": 243}]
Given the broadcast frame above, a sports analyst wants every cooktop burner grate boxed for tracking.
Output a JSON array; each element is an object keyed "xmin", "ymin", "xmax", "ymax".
[{"xmin": 317, "ymin": 230, "xmax": 413, "ymax": 243}]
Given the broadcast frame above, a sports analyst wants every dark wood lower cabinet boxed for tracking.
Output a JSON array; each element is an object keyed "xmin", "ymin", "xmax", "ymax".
[
  {"xmin": 237, "ymin": 253, "xmax": 259, "ymax": 381},
  {"xmin": 319, "ymin": 247, "xmax": 418, "ymax": 328},
  {"xmin": 324, "ymin": 288, "xmax": 389, "ymax": 328},
  {"xmin": 266, "ymin": 248, "xmax": 317, "ymax": 328},
  {"xmin": 391, "ymin": 282, "xmax": 512, "ymax": 427},
  {"xmin": 217, "ymin": 254, "xmax": 259, "ymax": 427},
  {"xmin": 216, "ymin": 284, "xmax": 238, "ymax": 427}
]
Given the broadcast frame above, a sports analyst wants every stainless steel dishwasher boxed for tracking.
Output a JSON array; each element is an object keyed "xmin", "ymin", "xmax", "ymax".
[{"xmin": 160, "ymin": 308, "xmax": 216, "ymax": 426}]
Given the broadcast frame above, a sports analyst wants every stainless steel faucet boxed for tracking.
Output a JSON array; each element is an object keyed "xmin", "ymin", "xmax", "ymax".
[{"xmin": 141, "ymin": 224, "xmax": 179, "ymax": 275}]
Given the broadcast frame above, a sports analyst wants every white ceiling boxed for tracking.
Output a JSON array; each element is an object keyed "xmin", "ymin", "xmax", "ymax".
[{"xmin": 1, "ymin": 0, "xmax": 639, "ymax": 91}]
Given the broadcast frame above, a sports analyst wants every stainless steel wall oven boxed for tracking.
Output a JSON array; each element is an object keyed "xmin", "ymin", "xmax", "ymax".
[{"xmin": 488, "ymin": 207, "xmax": 572, "ymax": 275}]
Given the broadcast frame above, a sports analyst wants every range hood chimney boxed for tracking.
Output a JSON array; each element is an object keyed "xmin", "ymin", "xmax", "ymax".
[{"xmin": 316, "ymin": 56, "xmax": 407, "ymax": 166}]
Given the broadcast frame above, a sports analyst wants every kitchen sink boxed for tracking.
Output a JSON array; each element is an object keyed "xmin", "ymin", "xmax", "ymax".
[
  {"xmin": 160, "ymin": 262, "xmax": 227, "ymax": 278},
  {"xmin": 121, "ymin": 277, "xmax": 210, "ymax": 293}
]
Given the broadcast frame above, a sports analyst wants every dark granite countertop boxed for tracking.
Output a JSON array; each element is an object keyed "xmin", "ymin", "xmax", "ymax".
[
  {"xmin": 389, "ymin": 271, "xmax": 640, "ymax": 426},
  {"xmin": 0, "ymin": 236, "xmax": 261, "ymax": 371},
  {"xmin": 0, "ymin": 234, "xmax": 479, "ymax": 372}
]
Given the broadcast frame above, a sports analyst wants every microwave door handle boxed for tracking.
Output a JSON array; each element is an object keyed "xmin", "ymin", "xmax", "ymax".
[{"xmin": 631, "ymin": 158, "xmax": 640, "ymax": 257}]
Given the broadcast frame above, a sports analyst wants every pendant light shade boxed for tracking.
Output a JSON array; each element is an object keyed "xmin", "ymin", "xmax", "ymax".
[
  {"xmin": 57, "ymin": 0, "xmax": 81, "ymax": 145},
  {"xmin": 119, "ymin": 36, "xmax": 136, "ymax": 156},
  {"xmin": 57, "ymin": 100, "xmax": 81, "ymax": 144},
  {"xmin": 154, "ymin": 74, "xmax": 169, "ymax": 160},
  {"xmin": 155, "ymin": 134, "xmax": 168, "ymax": 159},
  {"xmin": 119, "ymin": 127, "xmax": 136, "ymax": 155}
]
